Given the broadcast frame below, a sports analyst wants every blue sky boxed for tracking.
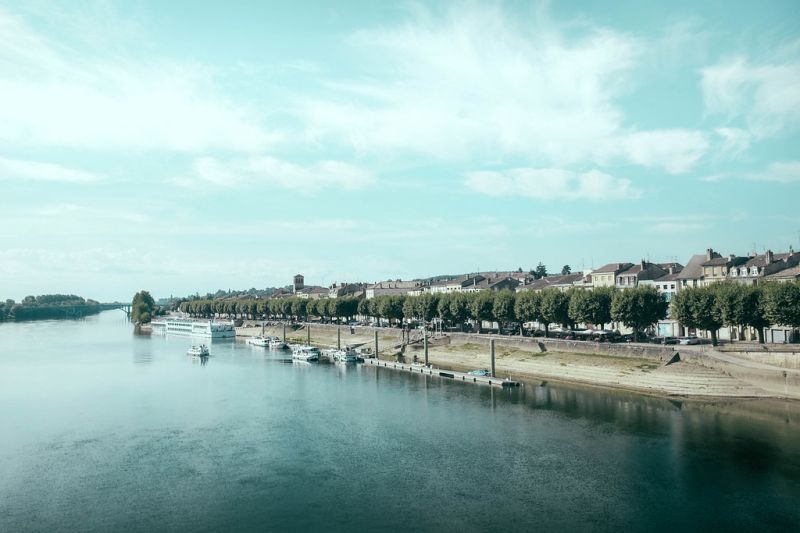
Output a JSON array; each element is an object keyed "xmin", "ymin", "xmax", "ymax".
[{"xmin": 1, "ymin": 0, "xmax": 798, "ymax": 301}]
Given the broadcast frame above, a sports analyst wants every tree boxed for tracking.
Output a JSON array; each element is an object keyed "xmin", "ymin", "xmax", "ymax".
[
  {"xmin": 514, "ymin": 290, "xmax": 541, "ymax": 334},
  {"xmin": 568, "ymin": 287, "xmax": 613, "ymax": 329},
  {"xmin": 415, "ymin": 293, "xmax": 440, "ymax": 323},
  {"xmin": 131, "ymin": 290, "xmax": 155, "ymax": 324},
  {"xmin": 449, "ymin": 292, "xmax": 472, "ymax": 330},
  {"xmin": 561, "ymin": 265, "xmax": 572, "ymax": 275},
  {"xmin": 469, "ymin": 290, "xmax": 495, "ymax": 333},
  {"xmin": 672, "ymin": 286, "xmax": 723, "ymax": 346},
  {"xmin": 292, "ymin": 298, "xmax": 308, "ymax": 321},
  {"xmin": 378, "ymin": 296, "xmax": 404, "ymax": 326},
  {"xmin": 402, "ymin": 296, "xmax": 416, "ymax": 322},
  {"xmin": 761, "ymin": 281, "xmax": 800, "ymax": 330},
  {"xmin": 357, "ymin": 298, "xmax": 370, "ymax": 318},
  {"xmin": 611, "ymin": 286, "xmax": 667, "ymax": 342},
  {"xmin": 492, "ymin": 290, "xmax": 516, "ymax": 333},
  {"xmin": 437, "ymin": 293, "xmax": 455, "ymax": 326},
  {"xmin": 534, "ymin": 262, "xmax": 547, "ymax": 279},
  {"xmin": 539, "ymin": 289, "xmax": 570, "ymax": 336}
]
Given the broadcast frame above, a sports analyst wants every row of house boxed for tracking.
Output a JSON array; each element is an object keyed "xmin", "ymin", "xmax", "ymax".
[{"xmin": 266, "ymin": 248, "xmax": 798, "ymax": 342}]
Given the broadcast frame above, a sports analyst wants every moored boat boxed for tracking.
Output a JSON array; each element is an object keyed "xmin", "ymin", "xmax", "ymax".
[
  {"xmin": 291, "ymin": 344, "xmax": 320, "ymax": 362},
  {"xmin": 152, "ymin": 318, "xmax": 235, "ymax": 338},
  {"xmin": 333, "ymin": 346, "xmax": 359, "ymax": 363},
  {"xmin": 247, "ymin": 336, "xmax": 270, "ymax": 347},
  {"xmin": 187, "ymin": 344, "xmax": 210, "ymax": 357},
  {"xmin": 268, "ymin": 337, "xmax": 287, "ymax": 349}
]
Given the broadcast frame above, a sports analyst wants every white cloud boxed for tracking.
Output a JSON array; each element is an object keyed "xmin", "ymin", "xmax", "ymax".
[
  {"xmin": 464, "ymin": 168, "xmax": 641, "ymax": 201},
  {"xmin": 748, "ymin": 161, "xmax": 800, "ymax": 183},
  {"xmin": 714, "ymin": 127, "xmax": 752, "ymax": 158},
  {"xmin": 0, "ymin": 156, "xmax": 102, "ymax": 183},
  {"xmin": 0, "ymin": 9, "xmax": 274, "ymax": 152},
  {"xmin": 610, "ymin": 129, "xmax": 710, "ymax": 174},
  {"xmin": 174, "ymin": 155, "xmax": 375, "ymax": 190},
  {"xmin": 701, "ymin": 54, "xmax": 800, "ymax": 138},
  {"xmin": 296, "ymin": 5, "xmax": 707, "ymax": 173}
]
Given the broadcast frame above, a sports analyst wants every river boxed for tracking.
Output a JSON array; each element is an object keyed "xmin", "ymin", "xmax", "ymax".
[{"xmin": 0, "ymin": 311, "xmax": 798, "ymax": 532}]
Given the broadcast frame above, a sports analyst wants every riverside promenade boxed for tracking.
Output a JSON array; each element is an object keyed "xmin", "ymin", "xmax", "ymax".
[{"xmin": 236, "ymin": 321, "xmax": 799, "ymax": 400}]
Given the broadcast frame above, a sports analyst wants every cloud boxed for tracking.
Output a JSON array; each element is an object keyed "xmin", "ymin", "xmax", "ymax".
[
  {"xmin": 0, "ymin": 9, "xmax": 274, "ymax": 152},
  {"xmin": 464, "ymin": 168, "xmax": 641, "ymax": 201},
  {"xmin": 296, "ymin": 5, "xmax": 707, "ymax": 173},
  {"xmin": 610, "ymin": 129, "xmax": 710, "ymax": 173},
  {"xmin": 748, "ymin": 161, "xmax": 800, "ymax": 183},
  {"xmin": 714, "ymin": 127, "xmax": 752, "ymax": 158},
  {"xmin": 174, "ymin": 155, "xmax": 375, "ymax": 190},
  {"xmin": 0, "ymin": 156, "xmax": 102, "ymax": 183},
  {"xmin": 701, "ymin": 53, "xmax": 800, "ymax": 138}
]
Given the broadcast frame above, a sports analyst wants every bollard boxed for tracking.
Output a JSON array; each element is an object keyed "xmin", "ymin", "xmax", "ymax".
[
  {"xmin": 337, "ymin": 326, "xmax": 341, "ymax": 350},
  {"xmin": 490, "ymin": 338, "xmax": 496, "ymax": 377}
]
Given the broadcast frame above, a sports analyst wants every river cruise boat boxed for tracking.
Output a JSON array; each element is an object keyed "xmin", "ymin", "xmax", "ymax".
[
  {"xmin": 187, "ymin": 345, "xmax": 210, "ymax": 357},
  {"xmin": 291, "ymin": 345, "xmax": 320, "ymax": 362},
  {"xmin": 151, "ymin": 318, "xmax": 235, "ymax": 338},
  {"xmin": 246, "ymin": 336, "xmax": 270, "ymax": 347}
]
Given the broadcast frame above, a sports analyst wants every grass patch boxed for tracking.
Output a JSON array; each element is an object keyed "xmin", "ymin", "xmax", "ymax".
[{"xmin": 635, "ymin": 363, "xmax": 659, "ymax": 372}]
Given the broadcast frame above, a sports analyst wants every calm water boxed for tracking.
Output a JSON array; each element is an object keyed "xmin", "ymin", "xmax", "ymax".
[{"xmin": 1, "ymin": 312, "xmax": 799, "ymax": 532}]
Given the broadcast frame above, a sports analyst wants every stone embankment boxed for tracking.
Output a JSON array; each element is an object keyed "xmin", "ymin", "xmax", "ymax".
[{"xmin": 235, "ymin": 322, "xmax": 799, "ymax": 400}]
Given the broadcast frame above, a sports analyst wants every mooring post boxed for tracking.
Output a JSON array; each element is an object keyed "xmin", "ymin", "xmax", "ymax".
[
  {"xmin": 283, "ymin": 323, "xmax": 286, "ymax": 343},
  {"xmin": 374, "ymin": 330, "xmax": 379, "ymax": 358},
  {"xmin": 490, "ymin": 338, "xmax": 496, "ymax": 377},
  {"xmin": 337, "ymin": 326, "xmax": 341, "ymax": 350},
  {"xmin": 307, "ymin": 324, "xmax": 311, "ymax": 344},
  {"xmin": 261, "ymin": 321, "xmax": 265, "ymax": 336},
  {"xmin": 424, "ymin": 326, "xmax": 429, "ymax": 366}
]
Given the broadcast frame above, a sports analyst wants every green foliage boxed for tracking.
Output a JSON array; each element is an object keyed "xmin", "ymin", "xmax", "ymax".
[
  {"xmin": 761, "ymin": 281, "xmax": 800, "ymax": 328},
  {"xmin": 561, "ymin": 265, "xmax": 572, "ymax": 275},
  {"xmin": 534, "ymin": 262, "xmax": 547, "ymax": 279},
  {"xmin": 131, "ymin": 290, "xmax": 156, "ymax": 324},
  {"xmin": 514, "ymin": 290, "xmax": 541, "ymax": 325},
  {"xmin": 611, "ymin": 286, "xmax": 668, "ymax": 341},
  {"xmin": 449, "ymin": 292, "xmax": 472, "ymax": 325},
  {"xmin": 569, "ymin": 286, "xmax": 614, "ymax": 329},
  {"xmin": 671, "ymin": 286, "xmax": 723, "ymax": 345},
  {"xmin": 492, "ymin": 290, "xmax": 516, "ymax": 326},
  {"xmin": 0, "ymin": 294, "xmax": 103, "ymax": 321},
  {"xmin": 469, "ymin": 291, "xmax": 495, "ymax": 332},
  {"xmin": 539, "ymin": 289, "xmax": 570, "ymax": 333}
]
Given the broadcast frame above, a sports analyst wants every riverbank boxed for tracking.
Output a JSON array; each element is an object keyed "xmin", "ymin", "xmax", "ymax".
[{"xmin": 237, "ymin": 322, "xmax": 799, "ymax": 400}]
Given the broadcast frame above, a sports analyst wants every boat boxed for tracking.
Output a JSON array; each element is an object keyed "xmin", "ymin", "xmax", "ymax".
[
  {"xmin": 269, "ymin": 337, "xmax": 287, "ymax": 349},
  {"xmin": 187, "ymin": 345, "xmax": 210, "ymax": 357},
  {"xmin": 291, "ymin": 344, "xmax": 320, "ymax": 362},
  {"xmin": 247, "ymin": 336, "xmax": 270, "ymax": 347},
  {"xmin": 333, "ymin": 346, "xmax": 359, "ymax": 363},
  {"xmin": 151, "ymin": 318, "xmax": 235, "ymax": 338}
]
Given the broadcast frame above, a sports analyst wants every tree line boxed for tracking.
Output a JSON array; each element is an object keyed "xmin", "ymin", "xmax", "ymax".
[
  {"xmin": 672, "ymin": 281, "xmax": 800, "ymax": 345},
  {"xmin": 177, "ymin": 280, "xmax": 800, "ymax": 345},
  {"xmin": 0, "ymin": 294, "xmax": 103, "ymax": 321}
]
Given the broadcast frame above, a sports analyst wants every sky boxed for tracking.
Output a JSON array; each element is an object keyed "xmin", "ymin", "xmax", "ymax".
[{"xmin": 1, "ymin": 0, "xmax": 799, "ymax": 302}]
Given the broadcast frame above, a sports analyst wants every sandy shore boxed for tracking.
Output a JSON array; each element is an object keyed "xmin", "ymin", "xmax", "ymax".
[{"xmin": 237, "ymin": 323, "xmax": 794, "ymax": 400}]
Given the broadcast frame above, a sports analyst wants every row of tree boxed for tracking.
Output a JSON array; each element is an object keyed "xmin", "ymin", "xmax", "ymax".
[
  {"xmin": 177, "ymin": 280, "xmax": 800, "ymax": 345},
  {"xmin": 672, "ymin": 281, "xmax": 800, "ymax": 345},
  {"xmin": 0, "ymin": 294, "xmax": 102, "ymax": 321}
]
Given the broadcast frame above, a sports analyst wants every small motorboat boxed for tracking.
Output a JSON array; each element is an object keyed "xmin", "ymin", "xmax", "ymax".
[
  {"xmin": 247, "ymin": 336, "xmax": 270, "ymax": 347},
  {"xmin": 187, "ymin": 345, "xmax": 210, "ymax": 357},
  {"xmin": 268, "ymin": 337, "xmax": 287, "ymax": 349}
]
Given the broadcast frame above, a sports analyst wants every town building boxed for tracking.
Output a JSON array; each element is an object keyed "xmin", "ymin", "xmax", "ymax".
[
  {"xmin": 328, "ymin": 283, "xmax": 367, "ymax": 299},
  {"xmin": 701, "ymin": 252, "xmax": 747, "ymax": 285},
  {"xmin": 591, "ymin": 263, "xmax": 633, "ymax": 288},
  {"xmin": 616, "ymin": 261, "xmax": 669, "ymax": 289},
  {"xmin": 728, "ymin": 249, "xmax": 800, "ymax": 285},
  {"xmin": 365, "ymin": 280, "xmax": 424, "ymax": 299}
]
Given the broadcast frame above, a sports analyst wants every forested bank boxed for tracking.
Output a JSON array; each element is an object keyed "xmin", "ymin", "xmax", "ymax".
[{"xmin": 0, "ymin": 295, "xmax": 107, "ymax": 321}]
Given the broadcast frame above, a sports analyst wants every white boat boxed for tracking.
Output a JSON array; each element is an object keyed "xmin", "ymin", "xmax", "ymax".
[
  {"xmin": 291, "ymin": 345, "xmax": 320, "ymax": 362},
  {"xmin": 333, "ymin": 346, "xmax": 359, "ymax": 363},
  {"xmin": 187, "ymin": 345, "xmax": 210, "ymax": 357},
  {"xmin": 247, "ymin": 336, "xmax": 270, "ymax": 347},
  {"xmin": 151, "ymin": 318, "xmax": 235, "ymax": 338},
  {"xmin": 269, "ymin": 337, "xmax": 287, "ymax": 349}
]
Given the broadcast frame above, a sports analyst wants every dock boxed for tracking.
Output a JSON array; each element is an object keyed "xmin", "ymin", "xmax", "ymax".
[{"xmin": 364, "ymin": 358, "xmax": 521, "ymax": 388}]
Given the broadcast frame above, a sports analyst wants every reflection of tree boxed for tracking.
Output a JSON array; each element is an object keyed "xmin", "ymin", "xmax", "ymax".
[{"xmin": 200, "ymin": 355, "xmax": 209, "ymax": 367}]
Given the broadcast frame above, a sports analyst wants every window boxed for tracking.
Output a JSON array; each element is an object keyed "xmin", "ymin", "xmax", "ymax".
[{"xmin": 751, "ymin": 267, "xmax": 759, "ymax": 276}]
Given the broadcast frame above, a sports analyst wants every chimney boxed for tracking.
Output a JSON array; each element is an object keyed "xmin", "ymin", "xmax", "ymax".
[
  {"xmin": 729, "ymin": 254, "xmax": 736, "ymax": 261},
  {"xmin": 668, "ymin": 266, "xmax": 674, "ymax": 275},
  {"xmin": 706, "ymin": 248, "xmax": 714, "ymax": 260},
  {"xmin": 640, "ymin": 259, "xmax": 647, "ymax": 269},
  {"xmin": 766, "ymin": 250, "xmax": 774, "ymax": 264}
]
